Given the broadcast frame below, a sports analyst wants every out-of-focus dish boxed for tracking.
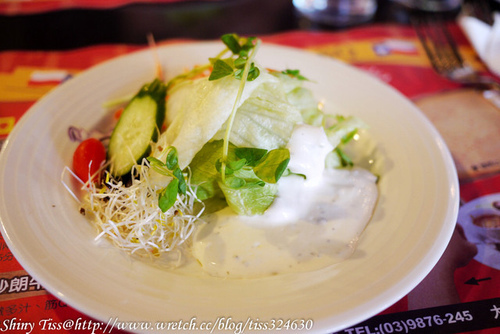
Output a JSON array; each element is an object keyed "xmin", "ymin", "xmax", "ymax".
[
  {"xmin": 459, "ymin": 193, "xmax": 500, "ymax": 271},
  {"xmin": 415, "ymin": 88, "xmax": 500, "ymax": 180},
  {"xmin": 0, "ymin": 42, "xmax": 458, "ymax": 333}
]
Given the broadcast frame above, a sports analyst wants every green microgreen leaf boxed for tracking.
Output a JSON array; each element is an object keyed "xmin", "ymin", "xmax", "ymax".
[
  {"xmin": 228, "ymin": 158, "xmax": 247, "ymax": 171},
  {"xmin": 158, "ymin": 178, "xmax": 179, "ymax": 212},
  {"xmin": 242, "ymin": 37, "xmax": 256, "ymax": 51},
  {"xmin": 239, "ymin": 49, "xmax": 249, "ymax": 58},
  {"xmin": 335, "ymin": 115, "xmax": 347, "ymax": 123},
  {"xmin": 216, "ymin": 158, "xmax": 247, "ymax": 175},
  {"xmin": 147, "ymin": 156, "xmax": 171, "ymax": 176},
  {"xmin": 246, "ymin": 180, "xmax": 266, "ymax": 187},
  {"xmin": 289, "ymin": 171, "xmax": 307, "ymax": 179},
  {"xmin": 253, "ymin": 148, "xmax": 290, "ymax": 184},
  {"xmin": 215, "ymin": 158, "xmax": 235, "ymax": 175},
  {"xmin": 147, "ymin": 156, "xmax": 163, "ymax": 166},
  {"xmin": 217, "ymin": 35, "xmax": 261, "ymax": 183},
  {"xmin": 148, "ymin": 146, "xmax": 187, "ymax": 211},
  {"xmin": 235, "ymin": 147, "xmax": 268, "ymax": 167},
  {"xmin": 214, "ymin": 159, "xmax": 222, "ymax": 173},
  {"xmin": 210, "ymin": 34, "xmax": 260, "ymax": 83},
  {"xmin": 247, "ymin": 65, "xmax": 260, "ymax": 81},
  {"xmin": 209, "ymin": 59, "xmax": 234, "ymax": 81},
  {"xmin": 335, "ymin": 147, "xmax": 353, "ymax": 167},
  {"xmin": 221, "ymin": 34, "xmax": 242, "ymax": 54},
  {"xmin": 173, "ymin": 167, "xmax": 187, "ymax": 195},
  {"xmin": 234, "ymin": 56, "xmax": 247, "ymax": 69},
  {"xmin": 341, "ymin": 129, "xmax": 358, "ymax": 144},
  {"xmin": 166, "ymin": 147, "xmax": 179, "ymax": 170},
  {"xmin": 282, "ymin": 69, "xmax": 309, "ymax": 81},
  {"xmin": 234, "ymin": 63, "xmax": 260, "ymax": 81},
  {"xmin": 224, "ymin": 176, "xmax": 246, "ymax": 189},
  {"xmin": 275, "ymin": 159, "xmax": 290, "ymax": 182}
]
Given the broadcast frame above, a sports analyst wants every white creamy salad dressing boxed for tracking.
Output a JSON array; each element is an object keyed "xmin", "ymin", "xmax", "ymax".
[{"xmin": 191, "ymin": 124, "xmax": 379, "ymax": 278}]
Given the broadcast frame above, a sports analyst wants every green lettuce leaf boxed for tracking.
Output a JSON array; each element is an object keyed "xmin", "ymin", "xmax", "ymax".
[
  {"xmin": 325, "ymin": 115, "xmax": 367, "ymax": 148},
  {"xmin": 271, "ymin": 71, "xmax": 326, "ymax": 126},
  {"xmin": 218, "ymin": 175, "xmax": 278, "ymax": 216},
  {"xmin": 188, "ymin": 140, "xmax": 288, "ymax": 216},
  {"xmin": 212, "ymin": 80, "xmax": 302, "ymax": 150},
  {"xmin": 154, "ymin": 69, "xmax": 278, "ymax": 169}
]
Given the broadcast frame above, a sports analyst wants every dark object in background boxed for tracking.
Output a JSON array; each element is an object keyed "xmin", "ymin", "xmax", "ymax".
[
  {"xmin": 0, "ymin": 0, "xmax": 296, "ymax": 50},
  {"xmin": 1, "ymin": 0, "xmax": 498, "ymax": 51}
]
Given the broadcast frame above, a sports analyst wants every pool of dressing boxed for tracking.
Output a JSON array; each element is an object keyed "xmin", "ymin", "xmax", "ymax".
[{"xmin": 191, "ymin": 124, "xmax": 378, "ymax": 278}]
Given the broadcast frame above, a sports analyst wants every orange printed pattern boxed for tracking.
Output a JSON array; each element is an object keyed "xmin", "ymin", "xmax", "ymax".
[
  {"xmin": 308, "ymin": 37, "xmax": 485, "ymax": 70},
  {"xmin": 0, "ymin": 117, "xmax": 14, "ymax": 136},
  {"xmin": 0, "ymin": 67, "xmax": 77, "ymax": 102}
]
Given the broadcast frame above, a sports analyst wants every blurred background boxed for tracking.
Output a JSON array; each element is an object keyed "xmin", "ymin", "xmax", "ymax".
[{"xmin": 1, "ymin": 0, "xmax": 498, "ymax": 51}]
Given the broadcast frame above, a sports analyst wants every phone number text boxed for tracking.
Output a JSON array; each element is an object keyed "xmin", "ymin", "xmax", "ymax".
[{"xmin": 343, "ymin": 311, "xmax": 473, "ymax": 334}]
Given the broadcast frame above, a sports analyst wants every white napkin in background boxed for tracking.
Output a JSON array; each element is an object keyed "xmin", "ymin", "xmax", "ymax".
[{"xmin": 458, "ymin": 12, "xmax": 500, "ymax": 77}]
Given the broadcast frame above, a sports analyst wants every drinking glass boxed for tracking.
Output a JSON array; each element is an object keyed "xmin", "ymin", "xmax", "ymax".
[
  {"xmin": 293, "ymin": 0, "xmax": 378, "ymax": 27},
  {"xmin": 390, "ymin": 0, "xmax": 462, "ymax": 12}
]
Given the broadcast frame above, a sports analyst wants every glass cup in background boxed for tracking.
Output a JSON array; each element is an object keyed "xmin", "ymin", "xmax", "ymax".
[
  {"xmin": 389, "ymin": 0, "xmax": 462, "ymax": 12},
  {"xmin": 293, "ymin": 0, "xmax": 378, "ymax": 27}
]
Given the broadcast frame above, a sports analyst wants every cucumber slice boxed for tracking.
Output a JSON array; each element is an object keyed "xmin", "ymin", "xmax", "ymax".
[{"xmin": 108, "ymin": 79, "xmax": 166, "ymax": 177}]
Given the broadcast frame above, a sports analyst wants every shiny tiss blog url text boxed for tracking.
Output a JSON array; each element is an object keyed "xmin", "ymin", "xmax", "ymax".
[{"xmin": 0, "ymin": 316, "xmax": 314, "ymax": 333}]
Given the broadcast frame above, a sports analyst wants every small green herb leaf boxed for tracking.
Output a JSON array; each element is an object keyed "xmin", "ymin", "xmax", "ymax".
[
  {"xmin": 233, "ymin": 56, "xmax": 247, "ymax": 69},
  {"xmin": 147, "ymin": 156, "xmax": 171, "ymax": 176},
  {"xmin": 253, "ymin": 148, "xmax": 290, "ymax": 184},
  {"xmin": 147, "ymin": 156, "xmax": 164, "ymax": 166},
  {"xmin": 209, "ymin": 34, "xmax": 260, "ymax": 83},
  {"xmin": 241, "ymin": 37, "xmax": 257, "ymax": 52},
  {"xmin": 341, "ymin": 129, "xmax": 358, "ymax": 144},
  {"xmin": 148, "ymin": 146, "xmax": 187, "ymax": 211},
  {"xmin": 221, "ymin": 34, "xmax": 242, "ymax": 54},
  {"xmin": 282, "ymin": 69, "xmax": 309, "ymax": 81},
  {"xmin": 158, "ymin": 178, "xmax": 179, "ymax": 212},
  {"xmin": 234, "ymin": 63, "xmax": 260, "ymax": 81},
  {"xmin": 247, "ymin": 65, "xmax": 260, "ymax": 81},
  {"xmin": 275, "ymin": 159, "xmax": 290, "ymax": 182},
  {"xmin": 209, "ymin": 59, "xmax": 234, "ymax": 81},
  {"xmin": 235, "ymin": 147, "xmax": 268, "ymax": 167},
  {"xmin": 246, "ymin": 180, "xmax": 266, "ymax": 187},
  {"xmin": 173, "ymin": 167, "xmax": 187, "ymax": 195},
  {"xmin": 335, "ymin": 147, "xmax": 354, "ymax": 167},
  {"xmin": 228, "ymin": 158, "xmax": 247, "ymax": 171},
  {"xmin": 224, "ymin": 176, "xmax": 246, "ymax": 189},
  {"xmin": 166, "ymin": 147, "xmax": 179, "ymax": 170},
  {"xmin": 215, "ymin": 158, "xmax": 235, "ymax": 175}
]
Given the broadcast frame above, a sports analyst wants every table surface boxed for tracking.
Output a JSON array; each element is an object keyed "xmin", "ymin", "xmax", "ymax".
[{"xmin": 1, "ymin": 1, "xmax": 500, "ymax": 334}]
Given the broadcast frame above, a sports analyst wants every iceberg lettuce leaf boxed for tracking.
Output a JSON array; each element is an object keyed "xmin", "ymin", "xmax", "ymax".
[
  {"xmin": 218, "ymin": 177, "xmax": 278, "ymax": 216},
  {"xmin": 154, "ymin": 69, "xmax": 277, "ymax": 169},
  {"xmin": 212, "ymin": 80, "xmax": 302, "ymax": 150}
]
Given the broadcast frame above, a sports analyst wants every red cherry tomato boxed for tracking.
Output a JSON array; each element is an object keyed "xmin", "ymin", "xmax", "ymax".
[{"xmin": 72, "ymin": 138, "xmax": 107, "ymax": 183}]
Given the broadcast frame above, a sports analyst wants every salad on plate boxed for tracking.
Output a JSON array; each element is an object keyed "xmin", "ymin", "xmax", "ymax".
[{"xmin": 65, "ymin": 34, "xmax": 379, "ymax": 278}]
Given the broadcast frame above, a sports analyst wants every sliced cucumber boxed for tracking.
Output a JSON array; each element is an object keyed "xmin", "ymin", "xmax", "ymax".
[{"xmin": 108, "ymin": 79, "xmax": 166, "ymax": 177}]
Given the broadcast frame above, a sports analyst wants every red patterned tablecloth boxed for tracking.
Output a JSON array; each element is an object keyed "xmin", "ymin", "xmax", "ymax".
[{"xmin": 1, "ymin": 25, "xmax": 500, "ymax": 334}]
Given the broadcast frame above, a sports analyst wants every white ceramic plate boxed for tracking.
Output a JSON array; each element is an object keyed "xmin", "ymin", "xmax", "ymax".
[{"xmin": 0, "ymin": 42, "xmax": 459, "ymax": 333}]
